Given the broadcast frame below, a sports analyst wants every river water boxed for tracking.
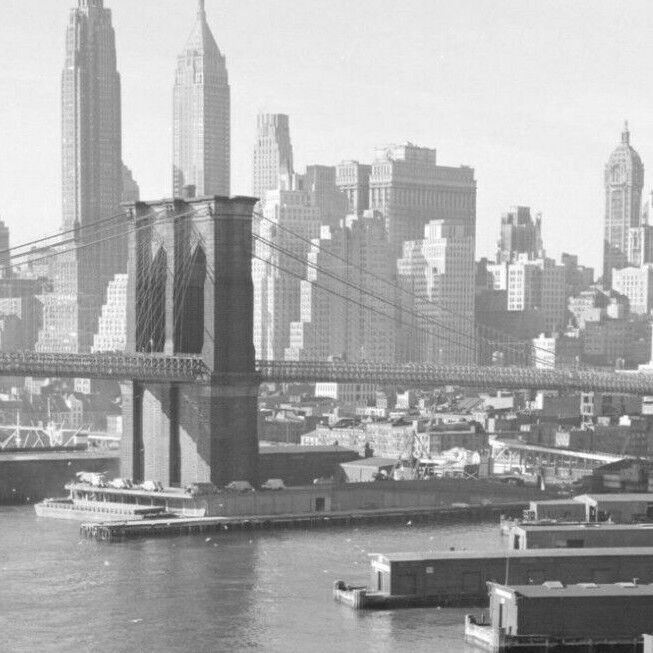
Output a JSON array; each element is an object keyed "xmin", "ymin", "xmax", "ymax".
[{"xmin": 1, "ymin": 507, "xmax": 503, "ymax": 652}]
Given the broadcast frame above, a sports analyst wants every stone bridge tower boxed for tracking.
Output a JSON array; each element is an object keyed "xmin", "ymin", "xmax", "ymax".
[{"xmin": 120, "ymin": 195, "xmax": 259, "ymax": 487}]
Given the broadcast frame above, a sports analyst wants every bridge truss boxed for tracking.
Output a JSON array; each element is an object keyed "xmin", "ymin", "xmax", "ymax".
[{"xmin": 0, "ymin": 352, "xmax": 651, "ymax": 395}]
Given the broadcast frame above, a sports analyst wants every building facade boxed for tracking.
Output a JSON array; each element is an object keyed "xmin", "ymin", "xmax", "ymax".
[
  {"xmin": 612, "ymin": 264, "xmax": 653, "ymax": 315},
  {"xmin": 603, "ymin": 123, "xmax": 644, "ymax": 286},
  {"xmin": 0, "ymin": 219, "xmax": 9, "ymax": 278},
  {"xmin": 252, "ymin": 113, "xmax": 294, "ymax": 202},
  {"xmin": 397, "ymin": 220, "xmax": 475, "ymax": 364},
  {"xmin": 336, "ymin": 161, "xmax": 371, "ymax": 216},
  {"xmin": 368, "ymin": 144, "xmax": 476, "ymax": 255},
  {"xmin": 253, "ymin": 188, "xmax": 321, "ymax": 360},
  {"xmin": 303, "ymin": 165, "xmax": 349, "ymax": 228},
  {"xmin": 56, "ymin": 0, "xmax": 125, "ymax": 352},
  {"xmin": 172, "ymin": 0, "xmax": 230, "ymax": 197},
  {"xmin": 92, "ymin": 273, "xmax": 128, "ymax": 352},
  {"xmin": 487, "ymin": 255, "xmax": 567, "ymax": 335},
  {"xmin": 285, "ymin": 211, "xmax": 396, "ymax": 363},
  {"xmin": 121, "ymin": 164, "xmax": 140, "ymax": 204},
  {"xmin": 496, "ymin": 206, "xmax": 543, "ymax": 263}
]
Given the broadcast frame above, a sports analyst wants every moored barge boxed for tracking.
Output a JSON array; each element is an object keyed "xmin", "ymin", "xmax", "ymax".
[
  {"xmin": 333, "ymin": 546, "xmax": 653, "ymax": 609},
  {"xmin": 465, "ymin": 581, "xmax": 653, "ymax": 651}
]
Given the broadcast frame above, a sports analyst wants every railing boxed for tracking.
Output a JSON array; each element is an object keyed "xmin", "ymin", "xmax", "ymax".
[
  {"xmin": 257, "ymin": 360, "xmax": 653, "ymax": 395},
  {"xmin": 0, "ymin": 351, "xmax": 211, "ymax": 383}
]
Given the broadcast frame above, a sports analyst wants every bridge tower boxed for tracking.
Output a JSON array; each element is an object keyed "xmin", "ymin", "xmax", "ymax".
[{"xmin": 120, "ymin": 195, "xmax": 259, "ymax": 487}]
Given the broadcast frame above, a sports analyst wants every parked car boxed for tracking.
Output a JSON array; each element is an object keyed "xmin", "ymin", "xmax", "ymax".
[
  {"xmin": 108, "ymin": 478, "xmax": 133, "ymax": 489},
  {"xmin": 76, "ymin": 471, "xmax": 107, "ymax": 487},
  {"xmin": 261, "ymin": 478, "xmax": 286, "ymax": 491},
  {"xmin": 184, "ymin": 482, "xmax": 220, "ymax": 496},
  {"xmin": 225, "ymin": 480, "xmax": 255, "ymax": 493},
  {"xmin": 140, "ymin": 480, "xmax": 164, "ymax": 492},
  {"xmin": 313, "ymin": 477, "xmax": 334, "ymax": 486}
]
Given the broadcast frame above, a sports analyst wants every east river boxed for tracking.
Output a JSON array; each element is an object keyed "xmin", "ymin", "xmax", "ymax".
[{"xmin": 1, "ymin": 506, "xmax": 503, "ymax": 652}]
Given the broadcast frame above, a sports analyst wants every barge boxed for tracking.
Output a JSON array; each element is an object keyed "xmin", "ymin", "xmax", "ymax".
[
  {"xmin": 465, "ymin": 581, "xmax": 653, "ymax": 651},
  {"xmin": 333, "ymin": 547, "xmax": 653, "ymax": 609},
  {"xmin": 500, "ymin": 493, "xmax": 653, "ymax": 533},
  {"xmin": 507, "ymin": 522, "xmax": 653, "ymax": 550}
]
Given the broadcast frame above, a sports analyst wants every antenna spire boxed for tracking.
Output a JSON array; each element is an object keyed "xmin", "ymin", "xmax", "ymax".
[
  {"xmin": 622, "ymin": 120, "xmax": 630, "ymax": 145},
  {"xmin": 198, "ymin": 0, "xmax": 206, "ymax": 16}
]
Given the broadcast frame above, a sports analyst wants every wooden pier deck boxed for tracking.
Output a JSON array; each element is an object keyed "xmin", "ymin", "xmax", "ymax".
[{"xmin": 80, "ymin": 502, "xmax": 526, "ymax": 542}]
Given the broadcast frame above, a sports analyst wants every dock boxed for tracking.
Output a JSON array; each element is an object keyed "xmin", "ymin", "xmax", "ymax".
[{"xmin": 79, "ymin": 501, "xmax": 525, "ymax": 541}]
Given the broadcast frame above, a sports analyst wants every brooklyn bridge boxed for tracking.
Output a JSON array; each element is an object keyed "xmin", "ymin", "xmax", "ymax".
[{"xmin": 4, "ymin": 195, "xmax": 653, "ymax": 487}]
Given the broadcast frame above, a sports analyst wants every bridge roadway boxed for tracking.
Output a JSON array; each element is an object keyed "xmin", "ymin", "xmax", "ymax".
[
  {"xmin": 1, "ymin": 351, "xmax": 653, "ymax": 395},
  {"xmin": 259, "ymin": 360, "xmax": 653, "ymax": 395}
]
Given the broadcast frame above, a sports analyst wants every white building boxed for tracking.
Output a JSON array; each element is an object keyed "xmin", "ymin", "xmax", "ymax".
[
  {"xmin": 487, "ymin": 255, "xmax": 566, "ymax": 334},
  {"xmin": 369, "ymin": 144, "xmax": 476, "ymax": 254},
  {"xmin": 253, "ymin": 187, "xmax": 321, "ymax": 360},
  {"xmin": 92, "ymin": 273, "xmax": 128, "ymax": 352},
  {"xmin": 252, "ymin": 113, "xmax": 293, "ymax": 202},
  {"xmin": 285, "ymin": 211, "xmax": 395, "ymax": 363},
  {"xmin": 397, "ymin": 220, "xmax": 475, "ymax": 364},
  {"xmin": 172, "ymin": 0, "xmax": 230, "ymax": 197},
  {"xmin": 314, "ymin": 383, "xmax": 377, "ymax": 405},
  {"xmin": 612, "ymin": 265, "xmax": 653, "ymax": 315}
]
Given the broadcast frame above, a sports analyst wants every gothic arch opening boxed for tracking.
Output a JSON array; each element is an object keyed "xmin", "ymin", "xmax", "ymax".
[
  {"xmin": 175, "ymin": 245, "xmax": 206, "ymax": 354},
  {"xmin": 137, "ymin": 247, "xmax": 167, "ymax": 352}
]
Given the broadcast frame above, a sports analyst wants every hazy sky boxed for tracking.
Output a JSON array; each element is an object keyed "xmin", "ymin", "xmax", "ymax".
[{"xmin": 3, "ymin": 0, "xmax": 653, "ymax": 272}]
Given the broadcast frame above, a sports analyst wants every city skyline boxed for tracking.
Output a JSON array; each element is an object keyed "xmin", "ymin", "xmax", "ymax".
[{"xmin": 4, "ymin": 1, "xmax": 653, "ymax": 273}]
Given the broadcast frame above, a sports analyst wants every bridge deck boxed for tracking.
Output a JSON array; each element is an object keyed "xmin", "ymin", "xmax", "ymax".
[{"xmin": 0, "ymin": 352, "xmax": 652, "ymax": 394}]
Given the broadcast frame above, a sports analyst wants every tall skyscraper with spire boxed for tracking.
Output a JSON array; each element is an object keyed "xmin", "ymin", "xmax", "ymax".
[
  {"xmin": 42, "ymin": 0, "xmax": 125, "ymax": 353},
  {"xmin": 173, "ymin": 0, "xmax": 230, "ymax": 197},
  {"xmin": 604, "ymin": 122, "xmax": 644, "ymax": 286}
]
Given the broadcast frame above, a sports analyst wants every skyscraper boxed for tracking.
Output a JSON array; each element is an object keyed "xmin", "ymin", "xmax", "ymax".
[
  {"xmin": 368, "ymin": 144, "xmax": 476, "ymax": 255},
  {"xmin": 336, "ymin": 161, "xmax": 371, "ymax": 216},
  {"xmin": 55, "ymin": 0, "xmax": 125, "ymax": 352},
  {"xmin": 397, "ymin": 220, "xmax": 475, "ymax": 365},
  {"xmin": 285, "ymin": 212, "xmax": 395, "ymax": 363},
  {"xmin": 604, "ymin": 122, "xmax": 644, "ymax": 286},
  {"xmin": 252, "ymin": 114, "xmax": 293, "ymax": 202},
  {"xmin": 496, "ymin": 206, "xmax": 544, "ymax": 263},
  {"xmin": 121, "ymin": 164, "xmax": 140, "ymax": 204},
  {"xmin": 253, "ymin": 187, "xmax": 321, "ymax": 360},
  {"xmin": 173, "ymin": 0, "xmax": 230, "ymax": 197},
  {"xmin": 303, "ymin": 165, "xmax": 349, "ymax": 228}
]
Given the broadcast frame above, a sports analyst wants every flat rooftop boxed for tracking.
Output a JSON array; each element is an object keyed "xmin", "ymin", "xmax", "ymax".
[
  {"xmin": 341, "ymin": 457, "xmax": 397, "ymax": 468},
  {"xmin": 372, "ymin": 547, "xmax": 653, "ymax": 562},
  {"xmin": 0, "ymin": 450, "xmax": 119, "ymax": 462},
  {"xmin": 259, "ymin": 445, "xmax": 357, "ymax": 455},
  {"xmin": 515, "ymin": 523, "xmax": 653, "ymax": 533},
  {"xmin": 576, "ymin": 493, "xmax": 653, "ymax": 503},
  {"xmin": 497, "ymin": 582, "xmax": 653, "ymax": 599}
]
